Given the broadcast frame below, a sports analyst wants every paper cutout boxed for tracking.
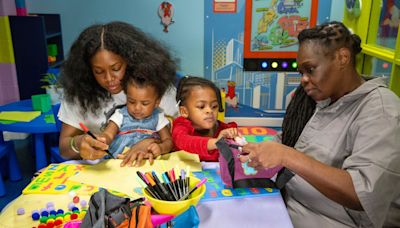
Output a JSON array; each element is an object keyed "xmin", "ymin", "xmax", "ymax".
[
  {"xmin": 44, "ymin": 114, "xmax": 56, "ymax": 124},
  {"xmin": 22, "ymin": 163, "xmax": 120, "ymax": 196},
  {"xmin": 0, "ymin": 120, "xmax": 17, "ymax": 124},
  {"xmin": 0, "ymin": 111, "xmax": 41, "ymax": 122}
]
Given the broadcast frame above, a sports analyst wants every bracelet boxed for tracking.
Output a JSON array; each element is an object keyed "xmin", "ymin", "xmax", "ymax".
[{"xmin": 70, "ymin": 136, "xmax": 80, "ymax": 154}]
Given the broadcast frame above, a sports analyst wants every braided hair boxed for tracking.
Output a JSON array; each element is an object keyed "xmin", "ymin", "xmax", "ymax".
[
  {"xmin": 298, "ymin": 21, "xmax": 362, "ymax": 66},
  {"xmin": 281, "ymin": 21, "xmax": 361, "ymax": 147},
  {"xmin": 176, "ymin": 76, "xmax": 224, "ymax": 112},
  {"xmin": 281, "ymin": 85, "xmax": 316, "ymax": 147}
]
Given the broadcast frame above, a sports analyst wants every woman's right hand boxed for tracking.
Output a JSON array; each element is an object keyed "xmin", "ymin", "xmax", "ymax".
[{"xmin": 72, "ymin": 134, "xmax": 108, "ymax": 160}]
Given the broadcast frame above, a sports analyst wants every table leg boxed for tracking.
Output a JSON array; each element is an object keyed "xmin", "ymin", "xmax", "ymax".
[{"xmin": 34, "ymin": 133, "xmax": 48, "ymax": 170}]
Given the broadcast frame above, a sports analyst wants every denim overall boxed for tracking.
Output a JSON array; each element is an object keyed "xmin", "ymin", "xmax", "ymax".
[{"xmin": 109, "ymin": 106, "xmax": 160, "ymax": 156}]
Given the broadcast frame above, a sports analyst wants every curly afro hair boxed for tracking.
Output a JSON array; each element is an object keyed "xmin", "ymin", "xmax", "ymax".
[{"xmin": 59, "ymin": 21, "xmax": 177, "ymax": 115}]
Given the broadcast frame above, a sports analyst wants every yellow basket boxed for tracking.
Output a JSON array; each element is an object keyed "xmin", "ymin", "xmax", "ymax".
[{"xmin": 143, "ymin": 176, "xmax": 206, "ymax": 216}]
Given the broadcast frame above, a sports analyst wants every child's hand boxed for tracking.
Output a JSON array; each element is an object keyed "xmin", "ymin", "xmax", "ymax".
[
  {"xmin": 118, "ymin": 138, "xmax": 159, "ymax": 167},
  {"xmin": 217, "ymin": 128, "xmax": 241, "ymax": 140},
  {"xmin": 147, "ymin": 143, "xmax": 162, "ymax": 163}
]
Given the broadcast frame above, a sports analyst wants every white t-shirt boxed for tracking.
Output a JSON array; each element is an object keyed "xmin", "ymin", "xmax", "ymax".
[
  {"xmin": 58, "ymin": 86, "xmax": 178, "ymax": 134},
  {"xmin": 160, "ymin": 86, "xmax": 178, "ymax": 117}
]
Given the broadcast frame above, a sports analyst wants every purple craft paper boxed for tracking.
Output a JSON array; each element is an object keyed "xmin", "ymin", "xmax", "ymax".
[{"xmin": 219, "ymin": 139, "xmax": 282, "ymax": 187}]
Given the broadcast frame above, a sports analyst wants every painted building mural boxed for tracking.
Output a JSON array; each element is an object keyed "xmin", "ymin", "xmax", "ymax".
[{"xmin": 204, "ymin": 0, "xmax": 309, "ymax": 113}]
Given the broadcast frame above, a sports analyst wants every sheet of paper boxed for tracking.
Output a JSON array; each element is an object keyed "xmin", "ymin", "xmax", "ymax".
[
  {"xmin": 0, "ymin": 111, "xmax": 41, "ymax": 122},
  {"xmin": 69, "ymin": 153, "xmax": 201, "ymax": 198},
  {"xmin": 158, "ymin": 150, "xmax": 200, "ymax": 162}
]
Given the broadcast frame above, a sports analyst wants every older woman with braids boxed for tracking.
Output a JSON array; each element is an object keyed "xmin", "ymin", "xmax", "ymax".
[
  {"xmin": 240, "ymin": 21, "xmax": 400, "ymax": 227},
  {"xmin": 58, "ymin": 21, "xmax": 178, "ymax": 166}
]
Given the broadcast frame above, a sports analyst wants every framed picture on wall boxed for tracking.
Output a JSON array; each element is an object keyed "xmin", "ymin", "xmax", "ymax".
[
  {"xmin": 213, "ymin": 0, "xmax": 237, "ymax": 13},
  {"xmin": 244, "ymin": 0, "xmax": 318, "ymax": 59}
]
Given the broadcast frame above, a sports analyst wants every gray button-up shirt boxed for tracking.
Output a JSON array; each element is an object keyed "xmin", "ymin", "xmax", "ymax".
[{"xmin": 283, "ymin": 77, "xmax": 400, "ymax": 228}]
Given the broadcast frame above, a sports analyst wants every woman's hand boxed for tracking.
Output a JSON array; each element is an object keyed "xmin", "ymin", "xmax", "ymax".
[
  {"xmin": 75, "ymin": 134, "xmax": 108, "ymax": 160},
  {"xmin": 59, "ymin": 123, "xmax": 108, "ymax": 160},
  {"xmin": 117, "ymin": 138, "xmax": 159, "ymax": 167},
  {"xmin": 239, "ymin": 141, "xmax": 288, "ymax": 169}
]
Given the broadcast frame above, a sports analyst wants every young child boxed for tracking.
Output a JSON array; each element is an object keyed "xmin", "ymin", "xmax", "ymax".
[
  {"xmin": 172, "ymin": 76, "xmax": 240, "ymax": 161},
  {"xmin": 101, "ymin": 73, "xmax": 173, "ymax": 160}
]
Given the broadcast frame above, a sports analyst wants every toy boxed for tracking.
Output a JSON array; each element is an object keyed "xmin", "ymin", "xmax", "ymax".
[
  {"xmin": 158, "ymin": 1, "xmax": 174, "ymax": 32},
  {"xmin": 73, "ymin": 196, "xmax": 80, "ymax": 204},
  {"xmin": 17, "ymin": 207, "xmax": 25, "ymax": 215},
  {"xmin": 225, "ymin": 81, "xmax": 238, "ymax": 108}
]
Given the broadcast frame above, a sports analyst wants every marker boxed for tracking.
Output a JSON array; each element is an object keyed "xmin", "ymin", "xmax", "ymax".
[
  {"xmin": 145, "ymin": 172, "xmax": 168, "ymax": 200},
  {"xmin": 152, "ymin": 171, "xmax": 174, "ymax": 201},
  {"xmin": 136, "ymin": 176, "xmax": 157, "ymax": 199},
  {"xmin": 170, "ymin": 169, "xmax": 181, "ymax": 198},
  {"xmin": 79, "ymin": 122, "xmax": 115, "ymax": 159},
  {"xmin": 165, "ymin": 171, "xmax": 178, "ymax": 200},
  {"xmin": 162, "ymin": 173, "xmax": 178, "ymax": 200},
  {"xmin": 136, "ymin": 171, "xmax": 161, "ymax": 199},
  {"xmin": 185, "ymin": 166, "xmax": 190, "ymax": 195},
  {"xmin": 180, "ymin": 169, "xmax": 186, "ymax": 195},
  {"xmin": 178, "ymin": 178, "xmax": 207, "ymax": 201},
  {"xmin": 174, "ymin": 167, "xmax": 183, "ymax": 199}
]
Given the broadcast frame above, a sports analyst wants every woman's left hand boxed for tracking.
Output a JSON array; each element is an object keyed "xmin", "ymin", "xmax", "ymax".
[
  {"xmin": 117, "ymin": 138, "xmax": 159, "ymax": 167},
  {"xmin": 239, "ymin": 141, "xmax": 288, "ymax": 169}
]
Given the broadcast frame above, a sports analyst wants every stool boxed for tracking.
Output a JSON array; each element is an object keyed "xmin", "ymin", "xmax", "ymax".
[{"xmin": 0, "ymin": 137, "xmax": 22, "ymax": 197}]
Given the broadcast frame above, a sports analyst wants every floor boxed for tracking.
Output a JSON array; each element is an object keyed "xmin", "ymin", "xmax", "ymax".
[{"xmin": 0, "ymin": 136, "xmax": 37, "ymax": 211}]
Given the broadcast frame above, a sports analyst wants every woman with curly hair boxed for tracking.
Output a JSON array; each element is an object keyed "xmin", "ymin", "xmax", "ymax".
[{"xmin": 57, "ymin": 21, "xmax": 178, "ymax": 166}]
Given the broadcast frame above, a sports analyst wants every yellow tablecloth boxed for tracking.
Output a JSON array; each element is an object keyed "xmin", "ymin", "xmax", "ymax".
[{"xmin": 0, "ymin": 194, "xmax": 90, "ymax": 227}]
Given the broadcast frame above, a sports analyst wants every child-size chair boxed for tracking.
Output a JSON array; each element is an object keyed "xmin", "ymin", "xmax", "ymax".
[
  {"xmin": 49, "ymin": 103, "xmax": 67, "ymax": 163},
  {"xmin": 0, "ymin": 134, "xmax": 22, "ymax": 196}
]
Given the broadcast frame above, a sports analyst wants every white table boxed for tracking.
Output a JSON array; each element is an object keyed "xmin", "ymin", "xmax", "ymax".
[{"xmin": 196, "ymin": 162, "xmax": 293, "ymax": 228}]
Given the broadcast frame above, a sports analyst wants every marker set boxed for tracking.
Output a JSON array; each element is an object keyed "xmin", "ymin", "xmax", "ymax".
[{"xmin": 136, "ymin": 168, "xmax": 201, "ymax": 201}]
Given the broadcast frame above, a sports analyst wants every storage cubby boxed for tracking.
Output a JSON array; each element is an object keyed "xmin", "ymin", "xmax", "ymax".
[{"xmin": 9, "ymin": 14, "xmax": 64, "ymax": 99}]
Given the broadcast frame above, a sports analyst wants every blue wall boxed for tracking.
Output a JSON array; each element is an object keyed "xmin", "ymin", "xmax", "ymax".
[
  {"xmin": 26, "ymin": 0, "xmax": 343, "ymax": 77},
  {"xmin": 26, "ymin": 0, "xmax": 204, "ymax": 76}
]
